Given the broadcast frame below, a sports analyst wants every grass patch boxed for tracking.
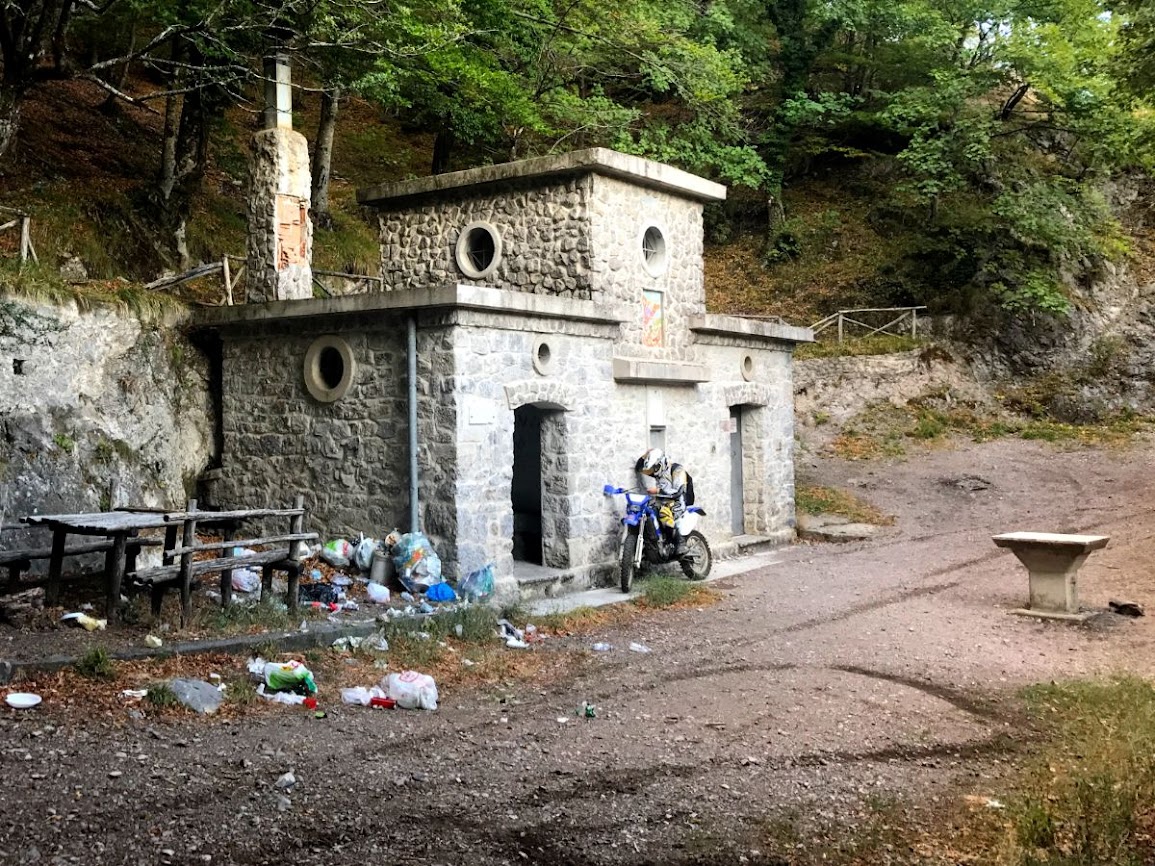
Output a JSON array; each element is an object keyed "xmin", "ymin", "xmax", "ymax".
[
  {"xmin": 74, "ymin": 647, "xmax": 116, "ymax": 679},
  {"xmin": 796, "ymin": 334, "xmax": 925, "ymax": 360},
  {"xmin": 225, "ymin": 676, "xmax": 258, "ymax": 706},
  {"xmin": 636, "ymin": 575, "xmax": 697, "ymax": 608},
  {"xmin": 145, "ymin": 682, "xmax": 179, "ymax": 708},
  {"xmin": 795, "ymin": 484, "xmax": 894, "ymax": 525},
  {"xmin": 828, "ymin": 396, "xmax": 1151, "ymax": 461},
  {"xmin": 189, "ymin": 599, "xmax": 310, "ymax": 636},
  {"xmin": 0, "ymin": 261, "xmax": 186, "ymax": 322}
]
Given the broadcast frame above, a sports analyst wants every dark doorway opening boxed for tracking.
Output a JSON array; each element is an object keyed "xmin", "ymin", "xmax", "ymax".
[
  {"xmin": 512, "ymin": 405, "xmax": 545, "ymax": 564},
  {"xmin": 730, "ymin": 405, "xmax": 745, "ymax": 535}
]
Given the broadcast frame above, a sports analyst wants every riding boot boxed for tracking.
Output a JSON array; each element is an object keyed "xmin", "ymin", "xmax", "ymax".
[{"xmin": 674, "ymin": 532, "xmax": 689, "ymax": 558}]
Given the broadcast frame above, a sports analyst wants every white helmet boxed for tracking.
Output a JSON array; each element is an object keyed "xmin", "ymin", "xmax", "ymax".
[{"xmin": 639, "ymin": 447, "xmax": 668, "ymax": 477}]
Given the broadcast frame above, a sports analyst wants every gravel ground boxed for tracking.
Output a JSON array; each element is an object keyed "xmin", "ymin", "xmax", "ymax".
[{"xmin": 2, "ymin": 437, "xmax": 1154, "ymax": 866}]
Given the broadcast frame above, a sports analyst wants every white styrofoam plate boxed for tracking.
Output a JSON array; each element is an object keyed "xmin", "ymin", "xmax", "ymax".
[{"xmin": 5, "ymin": 692, "xmax": 42, "ymax": 709}]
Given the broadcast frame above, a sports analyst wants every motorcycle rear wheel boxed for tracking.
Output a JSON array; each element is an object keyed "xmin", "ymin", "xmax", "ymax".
[
  {"xmin": 620, "ymin": 530, "xmax": 640, "ymax": 593},
  {"xmin": 680, "ymin": 530, "xmax": 712, "ymax": 581}
]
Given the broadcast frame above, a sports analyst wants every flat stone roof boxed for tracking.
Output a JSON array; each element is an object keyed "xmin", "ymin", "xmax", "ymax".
[
  {"xmin": 357, "ymin": 148, "xmax": 727, "ymax": 207},
  {"xmin": 689, "ymin": 314, "xmax": 814, "ymax": 346},
  {"xmin": 194, "ymin": 284, "xmax": 627, "ymax": 329}
]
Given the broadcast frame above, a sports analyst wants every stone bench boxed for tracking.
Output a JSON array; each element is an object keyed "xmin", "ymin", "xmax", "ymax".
[{"xmin": 992, "ymin": 531, "xmax": 1110, "ymax": 621}]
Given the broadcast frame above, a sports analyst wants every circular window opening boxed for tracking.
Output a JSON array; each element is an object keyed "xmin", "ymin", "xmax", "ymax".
[
  {"xmin": 641, "ymin": 225, "xmax": 667, "ymax": 276},
  {"xmin": 455, "ymin": 222, "xmax": 503, "ymax": 279},
  {"xmin": 532, "ymin": 337, "xmax": 555, "ymax": 376},
  {"xmin": 318, "ymin": 346, "xmax": 345, "ymax": 390},
  {"xmin": 741, "ymin": 354, "xmax": 756, "ymax": 382},
  {"xmin": 304, "ymin": 336, "xmax": 356, "ymax": 403}
]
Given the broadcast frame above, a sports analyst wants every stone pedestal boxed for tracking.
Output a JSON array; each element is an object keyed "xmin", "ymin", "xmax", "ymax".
[
  {"xmin": 993, "ymin": 531, "xmax": 1110, "ymax": 621},
  {"xmin": 246, "ymin": 127, "xmax": 313, "ymax": 303}
]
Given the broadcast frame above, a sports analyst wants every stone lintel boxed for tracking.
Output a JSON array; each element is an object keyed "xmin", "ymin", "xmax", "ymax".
[
  {"xmin": 194, "ymin": 284, "xmax": 627, "ymax": 330},
  {"xmin": 690, "ymin": 314, "xmax": 814, "ymax": 346},
  {"xmin": 357, "ymin": 148, "xmax": 727, "ymax": 207},
  {"xmin": 612, "ymin": 357, "xmax": 709, "ymax": 385}
]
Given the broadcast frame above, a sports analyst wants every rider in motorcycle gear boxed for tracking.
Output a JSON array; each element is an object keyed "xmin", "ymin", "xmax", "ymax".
[{"xmin": 636, "ymin": 448, "xmax": 690, "ymax": 557}]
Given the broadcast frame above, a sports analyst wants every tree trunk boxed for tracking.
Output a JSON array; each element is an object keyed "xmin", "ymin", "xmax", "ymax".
[
  {"xmin": 310, "ymin": 86, "xmax": 341, "ymax": 229},
  {"xmin": 432, "ymin": 125, "xmax": 454, "ymax": 175},
  {"xmin": 0, "ymin": 86, "xmax": 21, "ymax": 162}
]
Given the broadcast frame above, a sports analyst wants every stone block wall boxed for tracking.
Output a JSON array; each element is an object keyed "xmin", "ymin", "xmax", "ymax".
[
  {"xmin": 588, "ymin": 175, "xmax": 706, "ymax": 362},
  {"xmin": 216, "ymin": 320, "xmax": 411, "ymax": 537},
  {"xmin": 377, "ymin": 177, "xmax": 594, "ymax": 297},
  {"xmin": 246, "ymin": 128, "xmax": 314, "ymax": 303}
]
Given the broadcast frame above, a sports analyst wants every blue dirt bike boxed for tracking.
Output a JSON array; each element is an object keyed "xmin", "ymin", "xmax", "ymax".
[{"xmin": 603, "ymin": 485, "xmax": 712, "ymax": 593}]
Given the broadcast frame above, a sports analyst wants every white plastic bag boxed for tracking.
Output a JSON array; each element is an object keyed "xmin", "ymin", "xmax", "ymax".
[
  {"xmin": 231, "ymin": 568, "xmax": 261, "ymax": 593},
  {"xmin": 320, "ymin": 539, "xmax": 353, "ymax": 568},
  {"xmin": 353, "ymin": 535, "xmax": 378, "ymax": 572},
  {"xmin": 366, "ymin": 582, "xmax": 390, "ymax": 604},
  {"xmin": 384, "ymin": 670, "xmax": 439, "ymax": 710}
]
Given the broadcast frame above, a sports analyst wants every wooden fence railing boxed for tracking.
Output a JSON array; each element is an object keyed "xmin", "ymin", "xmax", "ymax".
[
  {"xmin": 144, "ymin": 256, "xmax": 384, "ymax": 305},
  {"xmin": 0, "ymin": 206, "xmax": 38, "ymax": 264},
  {"xmin": 810, "ymin": 306, "xmax": 927, "ymax": 343}
]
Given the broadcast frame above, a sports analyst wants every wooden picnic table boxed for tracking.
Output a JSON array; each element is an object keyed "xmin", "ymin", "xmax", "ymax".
[{"xmin": 22, "ymin": 511, "xmax": 179, "ymax": 620}]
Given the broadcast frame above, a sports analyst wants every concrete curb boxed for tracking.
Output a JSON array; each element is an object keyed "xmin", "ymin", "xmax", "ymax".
[{"xmin": 0, "ymin": 619, "xmax": 383, "ymax": 686}]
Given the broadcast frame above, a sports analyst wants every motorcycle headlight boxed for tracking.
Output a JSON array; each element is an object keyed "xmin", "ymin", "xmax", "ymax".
[{"xmin": 625, "ymin": 493, "xmax": 649, "ymax": 507}]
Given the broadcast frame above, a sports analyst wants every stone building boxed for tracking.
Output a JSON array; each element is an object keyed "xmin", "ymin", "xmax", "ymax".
[{"xmin": 199, "ymin": 148, "xmax": 811, "ymax": 597}]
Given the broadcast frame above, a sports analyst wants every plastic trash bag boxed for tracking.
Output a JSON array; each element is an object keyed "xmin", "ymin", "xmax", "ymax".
[
  {"xmin": 366, "ymin": 582, "xmax": 391, "ymax": 604},
  {"xmin": 384, "ymin": 670, "xmax": 439, "ymax": 710},
  {"xmin": 425, "ymin": 582, "xmax": 457, "ymax": 603},
  {"xmin": 391, "ymin": 533, "xmax": 442, "ymax": 592},
  {"xmin": 320, "ymin": 539, "xmax": 353, "ymax": 568},
  {"xmin": 298, "ymin": 583, "xmax": 340, "ymax": 604},
  {"xmin": 459, "ymin": 564, "xmax": 495, "ymax": 601},
  {"xmin": 231, "ymin": 568, "xmax": 261, "ymax": 593},
  {"xmin": 252, "ymin": 659, "xmax": 317, "ymax": 696},
  {"xmin": 353, "ymin": 536, "xmax": 377, "ymax": 572}
]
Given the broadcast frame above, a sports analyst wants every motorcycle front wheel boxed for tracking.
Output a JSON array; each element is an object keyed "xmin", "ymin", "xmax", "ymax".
[
  {"xmin": 680, "ymin": 530, "xmax": 712, "ymax": 581},
  {"xmin": 619, "ymin": 529, "xmax": 641, "ymax": 593}
]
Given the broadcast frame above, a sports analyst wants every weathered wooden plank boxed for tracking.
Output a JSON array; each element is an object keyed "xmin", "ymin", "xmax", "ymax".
[
  {"xmin": 144, "ymin": 261, "xmax": 223, "ymax": 292},
  {"xmin": 132, "ymin": 549, "xmax": 290, "ymax": 585},
  {"xmin": 168, "ymin": 532, "xmax": 318, "ymax": 557},
  {"xmin": 162, "ymin": 507, "xmax": 304, "ymax": 523},
  {"xmin": 0, "ymin": 536, "xmax": 162, "ymax": 564}
]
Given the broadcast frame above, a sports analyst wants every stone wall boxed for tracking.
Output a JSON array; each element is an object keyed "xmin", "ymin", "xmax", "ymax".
[
  {"xmin": 216, "ymin": 318, "xmax": 411, "ymax": 536},
  {"xmin": 0, "ymin": 296, "xmax": 213, "ymax": 550},
  {"xmin": 246, "ymin": 128, "xmax": 314, "ymax": 303},
  {"xmin": 588, "ymin": 175, "xmax": 706, "ymax": 362},
  {"xmin": 376, "ymin": 176, "xmax": 594, "ymax": 297}
]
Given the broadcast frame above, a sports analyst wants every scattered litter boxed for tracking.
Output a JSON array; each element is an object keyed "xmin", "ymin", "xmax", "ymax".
[
  {"xmin": 392, "ymin": 532, "xmax": 442, "ymax": 592},
  {"xmin": 60, "ymin": 612, "xmax": 106, "ymax": 631},
  {"xmin": 331, "ymin": 636, "xmax": 364, "ymax": 652},
  {"xmin": 343, "ymin": 600, "xmax": 359, "ymax": 611},
  {"xmin": 498, "ymin": 619, "xmax": 524, "ymax": 642},
  {"xmin": 144, "ymin": 635, "xmax": 163, "ymax": 649},
  {"xmin": 353, "ymin": 536, "xmax": 378, "ymax": 572},
  {"xmin": 275, "ymin": 770, "xmax": 296, "ymax": 790},
  {"xmin": 340, "ymin": 686, "xmax": 397, "ymax": 708},
  {"xmin": 5, "ymin": 692, "xmax": 41, "ymax": 709},
  {"xmin": 168, "ymin": 678, "xmax": 223, "ymax": 715},
  {"xmin": 628, "ymin": 642, "xmax": 652, "ymax": 654},
  {"xmin": 120, "ymin": 689, "xmax": 148, "ymax": 700},
  {"xmin": 592, "ymin": 642, "xmax": 613, "ymax": 652},
  {"xmin": 366, "ymin": 633, "xmax": 389, "ymax": 652},
  {"xmin": 580, "ymin": 701, "xmax": 596, "ymax": 719},
  {"xmin": 320, "ymin": 539, "xmax": 353, "ymax": 568},
  {"xmin": 257, "ymin": 685, "xmax": 317, "ymax": 708},
  {"xmin": 557, "ymin": 716, "xmax": 570, "ymax": 724},
  {"xmin": 419, "ymin": 601, "xmax": 435, "ymax": 615},
  {"xmin": 80, "ymin": 603, "xmax": 94, "ymax": 612},
  {"xmin": 505, "ymin": 638, "xmax": 529, "ymax": 649},
  {"xmin": 299, "ymin": 583, "xmax": 340, "ymax": 604},
  {"xmin": 455, "ymin": 624, "xmax": 464, "ymax": 638},
  {"xmin": 250, "ymin": 658, "xmax": 317, "ymax": 696},
  {"xmin": 459, "ymin": 563, "xmax": 495, "ymax": 600},
  {"xmin": 1109, "ymin": 599, "xmax": 1145, "ymax": 617},
  {"xmin": 426, "ymin": 582, "xmax": 457, "ymax": 603},
  {"xmin": 525, "ymin": 624, "xmax": 542, "ymax": 643},
  {"xmin": 331, "ymin": 575, "xmax": 353, "ymax": 587},
  {"xmin": 385, "ymin": 670, "xmax": 439, "ymax": 710},
  {"xmin": 231, "ymin": 568, "xmax": 261, "ymax": 593},
  {"xmin": 461, "ymin": 659, "xmax": 476, "ymax": 667},
  {"xmin": 400, "ymin": 591, "xmax": 415, "ymax": 603}
]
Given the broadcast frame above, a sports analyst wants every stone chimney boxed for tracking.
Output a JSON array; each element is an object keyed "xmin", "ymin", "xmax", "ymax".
[{"xmin": 246, "ymin": 52, "xmax": 313, "ymax": 302}]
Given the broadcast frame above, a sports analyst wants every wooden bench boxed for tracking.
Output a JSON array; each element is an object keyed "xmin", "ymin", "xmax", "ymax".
[
  {"xmin": 129, "ymin": 496, "xmax": 317, "ymax": 626},
  {"xmin": 2, "ymin": 536, "xmax": 164, "ymax": 593},
  {"xmin": 992, "ymin": 531, "xmax": 1110, "ymax": 620}
]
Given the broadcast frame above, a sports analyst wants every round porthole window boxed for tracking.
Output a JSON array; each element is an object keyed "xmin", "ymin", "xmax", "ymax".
[
  {"xmin": 640, "ymin": 224, "xmax": 668, "ymax": 276},
  {"xmin": 304, "ymin": 336, "xmax": 356, "ymax": 402},
  {"xmin": 741, "ymin": 354, "xmax": 756, "ymax": 382},
  {"xmin": 455, "ymin": 221, "xmax": 503, "ymax": 279},
  {"xmin": 532, "ymin": 337, "xmax": 555, "ymax": 376}
]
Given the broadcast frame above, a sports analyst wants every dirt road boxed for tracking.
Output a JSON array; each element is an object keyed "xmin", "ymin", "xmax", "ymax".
[{"xmin": 2, "ymin": 438, "xmax": 1154, "ymax": 866}]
